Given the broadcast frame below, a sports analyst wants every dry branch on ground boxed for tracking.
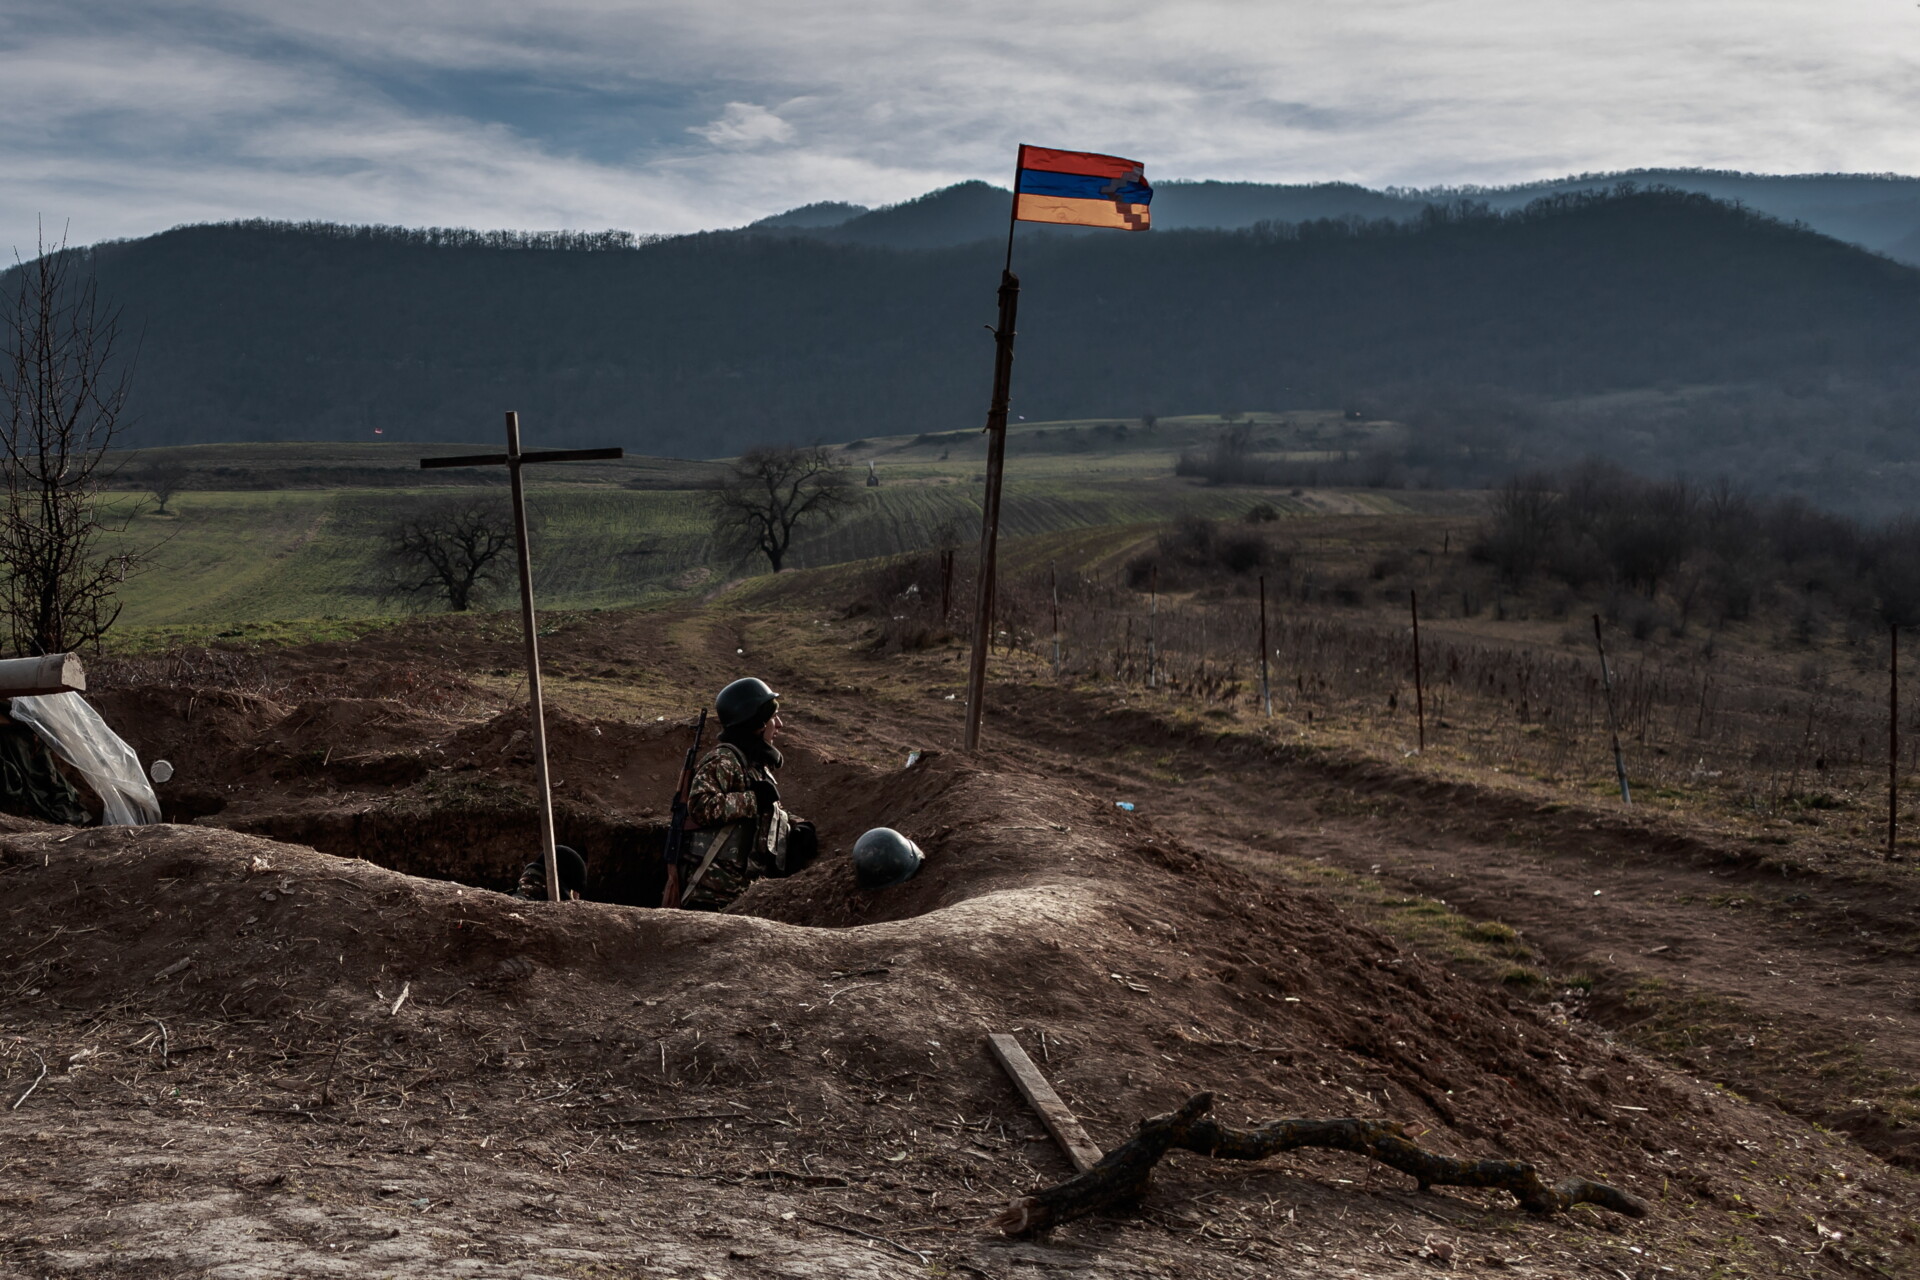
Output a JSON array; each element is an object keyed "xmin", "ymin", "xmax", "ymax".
[{"xmin": 990, "ymin": 1091, "xmax": 1648, "ymax": 1236}]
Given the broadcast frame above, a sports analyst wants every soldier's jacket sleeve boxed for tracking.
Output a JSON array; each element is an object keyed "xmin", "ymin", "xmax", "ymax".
[{"xmin": 688, "ymin": 747, "xmax": 759, "ymax": 828}]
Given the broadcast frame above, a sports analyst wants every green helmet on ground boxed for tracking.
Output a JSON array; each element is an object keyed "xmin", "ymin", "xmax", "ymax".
[
  {"xmin": 853, "ymin": 827, "xmax": 925, "ymax": 889},
  {"xmin": 716, "ymin": 677, "xmax": 779, "ymax": 729}
]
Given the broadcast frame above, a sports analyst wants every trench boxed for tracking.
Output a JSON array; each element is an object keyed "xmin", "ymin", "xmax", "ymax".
[
  {"xmin": 221, "ymin": 805, "xmax": 675, "ymax": 907},
  {"xmin": 212, "ymin": 752, "xmax": 976, "ymax": 927}
]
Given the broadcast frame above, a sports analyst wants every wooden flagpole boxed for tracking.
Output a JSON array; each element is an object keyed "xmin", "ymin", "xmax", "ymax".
[
  {"xmin": 963, "ymin": 153, "xmax": 1027, "ymax": 753},
  {"xmin": 961, "ymin": 144, "xmax": 1148, "ymax": 750}
]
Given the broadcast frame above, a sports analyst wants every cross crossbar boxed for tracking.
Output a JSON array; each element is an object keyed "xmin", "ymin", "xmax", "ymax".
[
  {"xmin": 420, "ymin": 446, "xmax": 624, "ymax": 470},
  {"xmin": 418, "ymin": 415, "xmax": 623, "ymax": 903}
]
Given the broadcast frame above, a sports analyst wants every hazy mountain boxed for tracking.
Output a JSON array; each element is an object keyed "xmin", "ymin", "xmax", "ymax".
[
  {"xmin": 741, "ymin": 179, "xmax": 1430, "ymax": 248},
  {"xmin": 744, "ymin": 170, "xmax": 1920, "ymax": 265},
  {"xmin": 1454, "ymin": 170, "xmax": 1920, "ymax": 264},
  {"xmin": 748, "ymin": 201, "xmax": 869, "ymax": 230},
  {"xmin": 28, "ymin": 188, "xmax": 1920, "ymax": 512},
  {"xmin": 812, "ymin": 181, "xmax": 1019, "ymax": 249}
]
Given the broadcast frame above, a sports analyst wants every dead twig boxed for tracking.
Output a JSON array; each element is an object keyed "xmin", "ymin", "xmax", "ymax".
[
  {"xmin": 388, "ymin": 982, "xmax": 410, "ymax": 1017},
  {"xmin": 17, "ymin": 924, "xmax": 71, "ymax": 956},
  {"xmin": 608, "ymin": 1108, "xmax": 749, "ymax": 1126},
  {"xmin": 318, "ymin": 1034, "xmax": 351, "ymax": 1107},
  {"xmin": 10, "ymin": 1048, "xmax": 47, "ymax": 1110},
  {"xmin": 990, "ymin": 1092, "xmax": 1648, "ymax": 1237},
  {"xmin": 147, "ymin": 1017, "xmax": 170, "ymax": 1068},
  {"xmin": 799, "ymin": 1215, "xmax": 929, "ymax": 1264},
  {"xmin": 151, "ymin": 957, "xmax": 193, "ymax": 984}
]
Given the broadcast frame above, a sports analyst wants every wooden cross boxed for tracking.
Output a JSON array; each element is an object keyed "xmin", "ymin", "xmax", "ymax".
[{"xmin": 422, "ymin": 412, "xmax": 622, "ymax": 902}]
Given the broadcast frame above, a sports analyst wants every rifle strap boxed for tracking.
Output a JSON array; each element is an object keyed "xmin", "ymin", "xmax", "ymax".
[
  {"xmin": 680, "ymin": 825, "xmax": 739, "ymax": 900},
  {"xmin": 678, "ymin": 745, "xmax": 758, "ymax": 902}
]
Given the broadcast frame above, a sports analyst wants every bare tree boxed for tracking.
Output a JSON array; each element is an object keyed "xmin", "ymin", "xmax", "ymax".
[
  {"xmin": 382, "ymin": 495, "xmax": 516, "ymax": 611},
  {"xmin": 0, "ymin": 229, "xmax": 141, "ymax": 654},
  {"xmin": 141, "ymin": 457, "xmax": 192, "ymax": 514},
  {"xmin": 1482, "ymin": 472, "xmax": 1562, "ymax": 584},
  {"xmin": 706, "ymin": 445, "xmax": 855, "ymax": 572}
]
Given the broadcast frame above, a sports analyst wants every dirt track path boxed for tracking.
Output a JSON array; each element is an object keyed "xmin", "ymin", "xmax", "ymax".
[{"xmin": 713, "ymin": 611, "xmax": 1920, "ymax": 1168}]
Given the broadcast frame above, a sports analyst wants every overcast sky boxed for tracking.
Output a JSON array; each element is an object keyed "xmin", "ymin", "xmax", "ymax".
[{"xmin": 6, "ymin": 0, "xmax": 1920, "ymax": 254}]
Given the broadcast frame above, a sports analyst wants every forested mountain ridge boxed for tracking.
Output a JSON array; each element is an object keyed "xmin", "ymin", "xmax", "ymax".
[
  {"xmin": 741, "ymin": 170, "xmax": 1920, "ymax": 264},
  {"xmin": 30, "ymin": 188, "xmax": 1920, "ymax": 512}
]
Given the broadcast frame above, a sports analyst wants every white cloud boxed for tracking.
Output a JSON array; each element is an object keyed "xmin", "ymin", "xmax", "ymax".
[
  {"xmin": 4, "ymin": 0, "xmax": 1920, "ymax": 251},
  {"xmin": 690, "ymin": 103, "xmax": 795, "ymax": 149}
]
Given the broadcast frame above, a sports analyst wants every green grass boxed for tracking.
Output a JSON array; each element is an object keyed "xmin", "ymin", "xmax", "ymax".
[
  {"xmin": 107, "ymin": 485, "xmax": 715, "ymax": 628},
  {"xmin": 91, "ymin": 419, "xmax": 1472, "ymax": 632}
]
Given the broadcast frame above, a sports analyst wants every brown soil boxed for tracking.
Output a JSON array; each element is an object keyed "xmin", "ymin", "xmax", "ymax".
[{"xmin": 0, "ymin": 607, "xmax": 1915, "ymax": 1278}]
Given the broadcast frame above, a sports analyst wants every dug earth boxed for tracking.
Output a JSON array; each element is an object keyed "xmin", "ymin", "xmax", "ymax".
[{"xmin": 1, "ymin": 608, "xmax": 1915, "ymax": 1278}]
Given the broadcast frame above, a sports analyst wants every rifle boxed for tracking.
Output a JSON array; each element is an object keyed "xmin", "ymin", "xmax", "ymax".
[{"xmin": 660, "ymin": 708, "xmax": 708, "ymax": 908}]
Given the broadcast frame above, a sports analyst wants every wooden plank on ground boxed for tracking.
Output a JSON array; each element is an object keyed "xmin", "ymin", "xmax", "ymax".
[{"xmin": 986, "ymin": 1032, "xmax": 1104, "ymax": 1173}]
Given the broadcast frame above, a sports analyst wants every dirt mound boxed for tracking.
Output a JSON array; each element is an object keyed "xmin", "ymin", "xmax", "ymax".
[
  {"xmin": 88, "ymin": 685, "xmax": 289, "ymax": 770},
  {"xmin": 5, "ymin": 739, "xmax": 1910, "ymax": 1277},
  {"xmin": 8, "ymin": 619, "xmax": 1914, "ymax": 1277}
]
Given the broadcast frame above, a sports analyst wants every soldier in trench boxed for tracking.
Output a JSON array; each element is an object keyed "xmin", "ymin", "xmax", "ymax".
[
  {"xmin": 677, "ymin": 678, "xmax": 818, "ymax": 910},
  {"xmin": 513, "ymin": 844, "xmax": 588, "ymax": 901}
]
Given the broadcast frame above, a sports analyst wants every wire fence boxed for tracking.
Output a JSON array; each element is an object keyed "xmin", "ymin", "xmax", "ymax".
[{"xmin": 866, "ymin": 549, "xmax": 1912, "ymax": 823}]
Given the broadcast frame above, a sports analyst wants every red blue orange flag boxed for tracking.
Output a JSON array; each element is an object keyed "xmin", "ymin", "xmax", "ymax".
[{"xmin": 1013, "ymin": 145, "xmax": 1151, "ymax": 231}]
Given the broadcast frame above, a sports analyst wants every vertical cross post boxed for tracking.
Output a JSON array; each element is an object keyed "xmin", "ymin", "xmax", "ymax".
[{"xmin": 422, "ymin": 414, "xmax": 623, "ymax": 900}]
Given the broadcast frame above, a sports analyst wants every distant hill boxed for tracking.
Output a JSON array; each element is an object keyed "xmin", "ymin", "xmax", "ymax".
[
  {"xmin": 31, "ymin": 188, "xmax": 1920, "ymax": 513},
  {"xmin": 1456, "ymin": 170, "xmax": 1920, "ymax": 264},
  {"xmin": 748, "ymin": 201, "xmax": 869, "ymax": 230},
  {"xmin": 743, "ymin": 170, "xmax": 1920, "ymax": 265}
]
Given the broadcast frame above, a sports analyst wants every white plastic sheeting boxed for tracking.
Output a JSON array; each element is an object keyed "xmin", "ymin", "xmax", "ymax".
[{"xmin": 10, "ymin": 691, "xmax": 160, "ymax": 826}]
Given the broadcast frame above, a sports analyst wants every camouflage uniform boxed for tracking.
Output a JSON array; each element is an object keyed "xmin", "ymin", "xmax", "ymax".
[
  {"xmin": 680, "ymin": 743, "xmax": 797, "ymax": 910},
  {"xmin": 511, "ymin": 846, "xmax": 586, "ymax": 901},
  {"xmin": 513, "ymin": 861, "xmax": 547, "ymax": 899}
]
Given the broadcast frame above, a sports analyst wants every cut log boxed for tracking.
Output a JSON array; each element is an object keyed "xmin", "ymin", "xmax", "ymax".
[
  {"xmin": 986, "ymin": 1033, "xmax": 1105, "ymax": 1174},
  {"xmin": 0, "ymin": 654, "xmax": 85, "ymax": 699},
  {"xmin": 989, "ymin": 1092, "xmax": 1649, "ymax": 1236}
]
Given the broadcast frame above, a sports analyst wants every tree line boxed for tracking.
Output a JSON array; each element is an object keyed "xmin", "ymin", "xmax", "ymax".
[
  {"xmin": 1476, "ymin": 461, "xmax": 1920, "ymax": 635},
  {"xmin": 30, "ymin": 188, "xmax": 1920, "ymax": 516}
]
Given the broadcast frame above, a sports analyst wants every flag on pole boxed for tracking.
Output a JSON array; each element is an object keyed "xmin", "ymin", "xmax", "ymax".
[{"xmin": 1013, "ymin": 146, "xmax": 1152, "ymax": 231}]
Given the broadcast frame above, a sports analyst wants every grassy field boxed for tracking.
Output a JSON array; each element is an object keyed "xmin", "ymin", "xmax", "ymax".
[{"xmin": 102, "ymin": 412, "xmax": 1464, "ymax": 637}]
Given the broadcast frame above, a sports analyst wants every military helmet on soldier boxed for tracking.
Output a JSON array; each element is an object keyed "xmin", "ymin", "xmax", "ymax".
[
  {"xmin": 716, "ymin": 677, "xmax": 779, "ymax": 729},
  {"xmin": 852, "ymin": 827, "xmax": 925, "ymax": 889}
]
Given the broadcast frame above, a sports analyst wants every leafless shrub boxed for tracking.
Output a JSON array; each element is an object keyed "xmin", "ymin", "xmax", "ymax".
[
  {"xmin": 381, "ymin": 496, "xmax": 516, "ymax": 612},
  {"xmin": 0, "ymin": 229, "xmax": 148, "ymax": 653},
  {"xmin": 706, "ymin": 445, "xmax": 857, "ymax": 572}
]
